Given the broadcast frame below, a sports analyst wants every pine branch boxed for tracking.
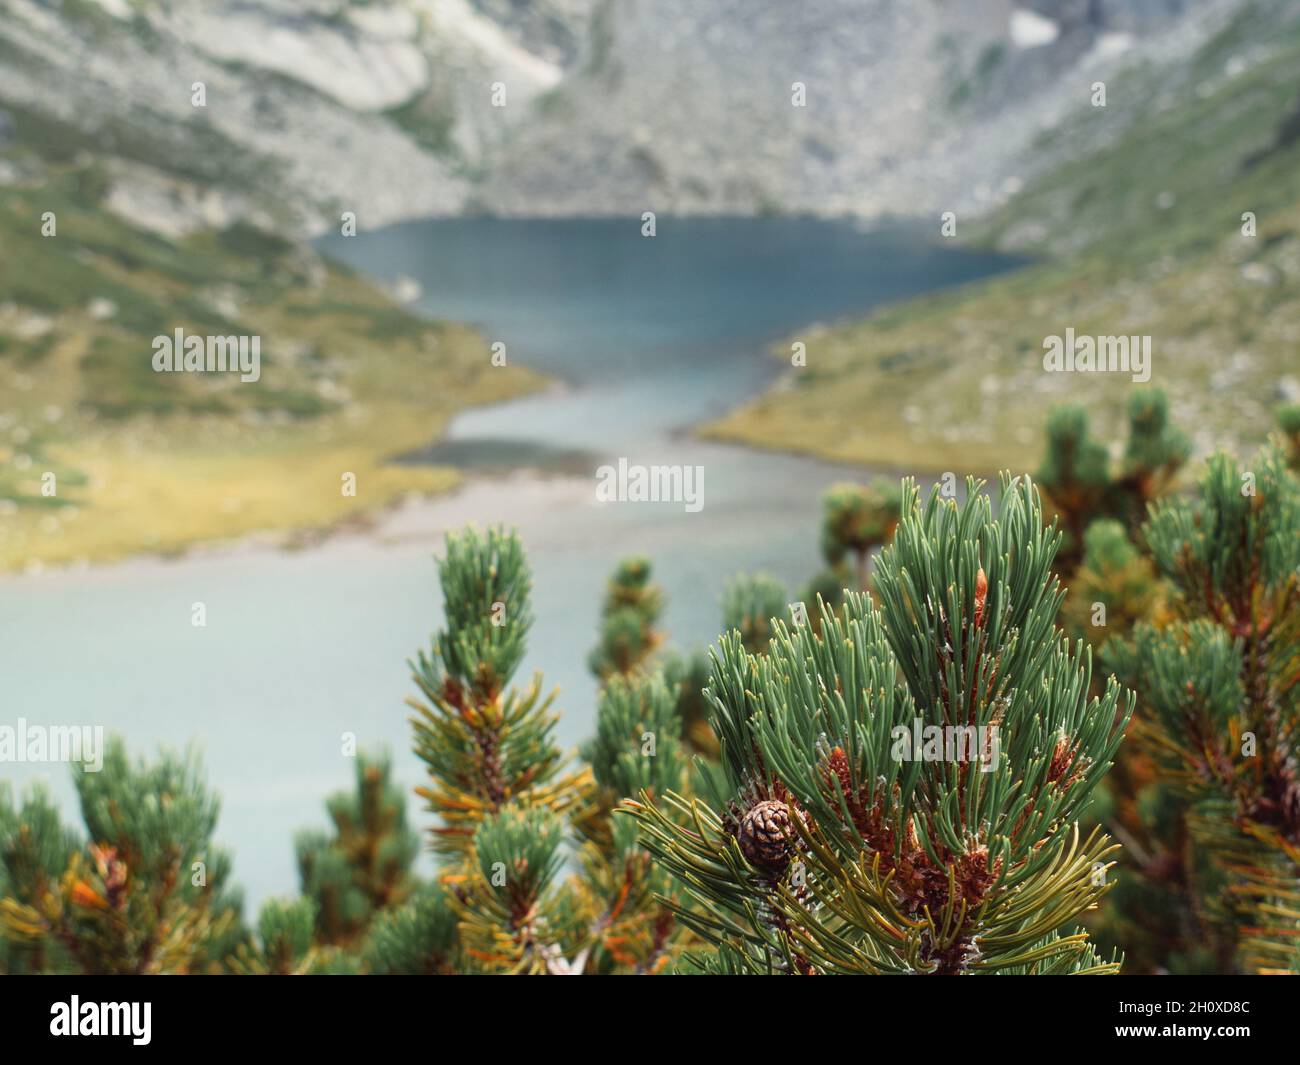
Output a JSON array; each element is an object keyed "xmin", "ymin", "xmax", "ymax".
[
  {"xmin": 1108, "ymin": 446, "xmax": 1300, "ymax": 971},
  {"xmin": 1, "ymin": 740, "xmax": 241, "ymax": 974},
  {"xmin": 630, "ymin": 474, "xmax": 1132, "ymax": 974},
  {"xmin": 409, "ymin": 526, "xmax": 589, "ymax": 861},
  {"xmin": 295, "ymin": 751, "xmax": 418, "ymax": 946},
  {"xmin": 589, "ymin": 557, "xmax": 665, "ymax": 680}
]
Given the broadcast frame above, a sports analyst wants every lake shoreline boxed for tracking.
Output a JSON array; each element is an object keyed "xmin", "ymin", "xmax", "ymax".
[{"xmin": 2, "ymin": 217, "xmax": 1024, "ymax": 909}]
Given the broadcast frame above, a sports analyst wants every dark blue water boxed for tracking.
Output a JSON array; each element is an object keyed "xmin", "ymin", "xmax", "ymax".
[{"xmin": 320, "ymin": 217, "xmax": 1018, "ymax": 455}]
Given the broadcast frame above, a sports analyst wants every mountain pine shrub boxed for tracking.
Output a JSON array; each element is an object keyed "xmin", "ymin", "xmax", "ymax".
[{"xmin": 631, "ymin": 475, "xmax": 1132, "ymax": 974}]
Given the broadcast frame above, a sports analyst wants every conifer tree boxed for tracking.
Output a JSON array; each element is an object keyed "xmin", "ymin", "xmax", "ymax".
[
  {"xmin": 574, "ymin": 672, "xmax": 690, "ymax": 972},
  {"xmin": 589, "ymin": 556, "xmax": 665, "ymax": 680},
  {"xmin": 0, "ymin": 784, "xmax": 81, "ymax": 974},
  {"xmin": 361, "ymin": 879, "xmax": 459, "ymax": 974},
  {"xmin": 1061, "ymin": 520, "xmax": 1182, "ymax": 972},
  {"xmin": 408, "ymin": 526, "xmax": 587, "ymax": 860},
  {"xmin": 721, "ymin": 572, "xmax": 790, "ymax": 654},
  {"xmin": 1033, "ymin": 394, "xmax": 1188, "ymax": 970},
  {"xmin": 1036, "ymin": 389, "xmax": 1189, "ymax": 569},
  {"xmin": 630, "ymin": 475, "xmax": 1132, "ymax": 974},
  {"xmin": 1105, "ymin": 446, "xmax": 1300, "ymax": 973},
  {"xmin": 295, "ymin": 751, "xmax": 417, "ymax": 947},
  {"xmin": 0, "ymin": 740, "xmax": 242, "ymax": 974},
  {"xmin": 590, "ymin": 554, "xmax": 720, "ymax": 755},
  {"xmin": 1277, "ymin": 401, "xmax": 1300, "ymax": 471},
  {"xmin": 402, "ymin": 526, "xmax": 588, "ymax": 972},
  {"xmin": 1060, "ymin": 518, "xmax": 1166, "ymax": 644},
  {"xmin": 660, "ymin": 647, "xmax": 717, "ymax": 757},
  {"xmin": 228, "ymin": 898, "xmax": 340, "ymax": 975},
  {"xmin": 809, "ymin": 480, "xmax": 900, "ymax": 600},
  {"xmin": 385, "ymin": 526, "xmax": 685, "ymax": 973},
  {"xmin": 254, "ymin": 899, "xmax": 318, "ymax": 974}
]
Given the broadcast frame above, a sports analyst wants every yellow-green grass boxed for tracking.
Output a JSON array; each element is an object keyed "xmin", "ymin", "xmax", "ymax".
[
  {"xmin": 705, "ymin": 7, "xmax": 1300, "ymax": 475},
  {"xmin": 703, "ymin": 220, "xmax": 1300, "ymax": 474},
  {"xmin": 0, "ymin": 313, "xmax": 540, "ymax": 571}
]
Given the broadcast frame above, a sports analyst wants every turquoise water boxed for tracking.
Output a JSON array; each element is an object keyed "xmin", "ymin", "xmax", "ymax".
[{"xmin": 2, "ymin": 218, "xmax": 1018, "ymax": 911}]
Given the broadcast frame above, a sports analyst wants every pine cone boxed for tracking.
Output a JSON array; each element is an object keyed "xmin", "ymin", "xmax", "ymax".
[{"xmin": 738, "ymin": 799, "xmax": 795, "ymax": 872}]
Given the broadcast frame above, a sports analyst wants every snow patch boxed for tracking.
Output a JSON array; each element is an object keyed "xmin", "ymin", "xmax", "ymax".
[{"xmin": 1010, "ymin": 9, "xmax": 1059, "ymax": 49}]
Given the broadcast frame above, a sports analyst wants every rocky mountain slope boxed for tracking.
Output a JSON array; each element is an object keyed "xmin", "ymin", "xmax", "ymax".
[
  {"xmin": 480, "ymin": 0, "xmax": 1249, "ymax": 219},
  {"xmin": 0, "ymin": 0, "xmax": 1254, "ymax": 233},
  {"xmin": 0, "ymin": 0, "xmax": 590, "ymax": 234},
  {"xmin": 705, "ymin": 0, "xmax": 1300, "ymax": 473}
]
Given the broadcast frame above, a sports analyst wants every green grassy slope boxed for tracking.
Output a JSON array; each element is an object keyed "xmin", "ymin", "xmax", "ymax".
[
  {"xmin": 0, "ymin": 112, "xmax": 539, "ymax": 571},
  {"xmin": 706, "ymin": 3, "xmax": 1300, "ymax": 474}
]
